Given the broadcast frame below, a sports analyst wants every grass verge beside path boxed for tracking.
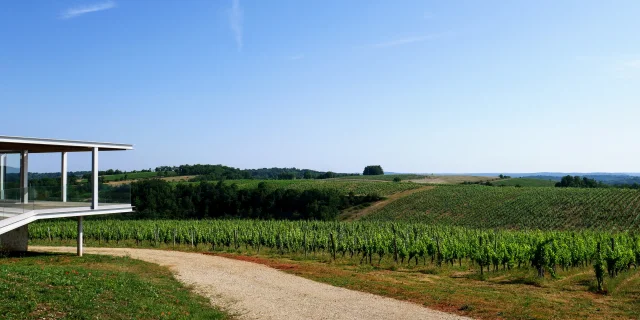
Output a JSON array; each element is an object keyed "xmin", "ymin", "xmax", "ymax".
[{"xmin": 0, "ymin": 252, "xmax": 227, "ymax": 320}]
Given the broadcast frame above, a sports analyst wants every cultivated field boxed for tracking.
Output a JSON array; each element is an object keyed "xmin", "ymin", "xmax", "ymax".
[
  {"xmin": 25, "ymin": 176, "xmax": 640, "ymax": 319},
  {"xmin": 492, "ymin": 177, "xmax": 557, "ymax": 187},
  {"xmin": 217, "ymin": 179, "xmax": 423, "ymax": 196},
  {"xmin": 102, "ymin": 171, "xmax": 160, "ymax": 182},
  {"xmin": 362, "ymin": 185, "xmax": 640, "ymax": 230},
  {"xmin": 30, "ymin": 219, "xmax": 640, "ymax": 319},
  {"xmin": 333, "ymin": 174, "xmax": 428, "ymax": 181},
  {"xmin": 408, "ymin": 175, "xmax": 496, "ymax": 184},
  {"xmin": 107, "ymin": 175, "xmax": 196, "ymax": 186},
  {"xmin": 334, "ymin": 174, "xmax": 495, "ymax": 184}
]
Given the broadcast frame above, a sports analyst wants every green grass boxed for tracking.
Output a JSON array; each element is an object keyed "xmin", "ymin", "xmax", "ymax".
[
  {"xmin": 363, "ymin": 184, "xmax": 640, "ymax": 230},
  {"xmin": 0, "ymin": 253, "xmax": 227, "ymax": 320},
  {"xmin": 102, "ymin": 171, "xmax": 161, "ymax": 181},
  {"xmin": 492, "ymin": 178, "xmax": 557, "ymax": 187}
]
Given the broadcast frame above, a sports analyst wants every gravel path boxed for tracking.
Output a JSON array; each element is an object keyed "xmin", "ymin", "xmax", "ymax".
[{"xmin": 31, "ymin": 246, "xmax": 470, "ymax": 320}]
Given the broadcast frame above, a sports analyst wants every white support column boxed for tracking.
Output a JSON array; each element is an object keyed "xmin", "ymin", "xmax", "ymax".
[
  {"xmin": 20, "ymin": 150, "xmax": 28, "ymax": 204},
  {"xmin": 92, "ymin": 147, "xmax": 99, "ymax": 209},
  {"xmin": 61, "ymin": 152, "xmax": 68, "ymax": 202},
  {"xmin": 77, "ymin": 216, "xmax": 83, "ymax": 257},
  {"xmin": 0, "ymin": 154, "xmax": 5, "ymax": 200}
]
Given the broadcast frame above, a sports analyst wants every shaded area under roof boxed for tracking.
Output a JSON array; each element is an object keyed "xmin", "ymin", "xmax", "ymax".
[{"xmin": 0, "ymin": 135, "xmax": 133, "ymax": 153}]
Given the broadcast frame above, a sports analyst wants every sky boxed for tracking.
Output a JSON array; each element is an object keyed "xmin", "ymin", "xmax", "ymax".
[{"xmin": 1, "ymin": 1, "xmax": 640, "ymax": 174}]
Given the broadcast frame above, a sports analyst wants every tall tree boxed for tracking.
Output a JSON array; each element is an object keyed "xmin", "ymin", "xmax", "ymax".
[{"xmin": 363, "ymin": 165, "xmax": 384, "ymax": 175}]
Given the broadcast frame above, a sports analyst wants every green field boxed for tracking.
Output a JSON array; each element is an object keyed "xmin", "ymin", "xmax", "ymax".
[
  {"xmin": 333, "ymin": 174, "xmax": 427, "ymax": 181},
  {"xmin": 362, "ymin": 185, "xmax": 640, "ymax": 230},
  {"xmin": 492, "ymin": 177, "xmax": 557, "ymax": 187},
  {"xmin": 195, "ymin": 179, "xmax": 423, "ymax": 196},
  {"xmin": 0, "ymin": 253, "xmax": 226, "ymax": 319},
  {"xmin": 102, "ymin": 171, "xmax": 161, "ymax": 181}
]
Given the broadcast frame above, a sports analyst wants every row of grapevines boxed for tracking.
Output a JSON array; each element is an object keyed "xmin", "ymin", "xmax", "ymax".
[
  {"xmin": 30, "ymin": 219, "xmax": 640, "ymax": 290},
  {"xmin": 364, "ymin": 185, "xmax": 640, "ymax": 230}
]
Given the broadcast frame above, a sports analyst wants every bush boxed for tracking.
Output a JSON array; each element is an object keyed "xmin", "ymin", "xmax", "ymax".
[{"xmin": 393, "ymin": 177, "xmax": 401, "ymax": 182}]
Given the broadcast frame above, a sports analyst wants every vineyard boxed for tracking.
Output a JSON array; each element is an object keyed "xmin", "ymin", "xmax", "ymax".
[
  {"xmin": 491, "ymin": 178, "xmax": 557, "ymax": 187},
  {"xmin": 332, "ymin": 174, "xmax": 427, "ymax": 181},
  {"xmin": 212, "ymin": 179, "xmax": 423, "ymax": 196},
  {"xmin": 102, "ymin": 171, "xmax": 160, "ymax": 182},
  {"xmin": 363, "ymin": 185, "xmax": 640, "ymax": 230},
  {"xmin": 30, "ymin": 219, "xmax": 640, "ymax": 293}
]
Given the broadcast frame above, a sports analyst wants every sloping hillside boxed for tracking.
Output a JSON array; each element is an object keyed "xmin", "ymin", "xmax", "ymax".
[{"xmin": 361, "ymin": 185, "xmax": 640, "ymax": 230}]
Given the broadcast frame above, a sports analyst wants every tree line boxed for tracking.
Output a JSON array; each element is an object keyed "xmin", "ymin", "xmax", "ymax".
[
  {"xmin": 555, "ymin": 175, "xmax": 640, "ymax": 189},
  {"xmin": 12, "ymin": 164, "xmax": 358, "ymax": 183},
  {"xmin": 130, "ymin": 179, "xmax": 381, "ymax": 220},
  {"xmin": 555, "ymin": 175, "xmax": 606, "ymax": 188},
  {"xmin": 180, "ymin": 164, "xmax": 358, "ymax": 181}
]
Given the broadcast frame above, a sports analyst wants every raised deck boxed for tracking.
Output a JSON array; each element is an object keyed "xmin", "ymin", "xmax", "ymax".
[{"xmin": 0, "ymin": 135, "xmax": 134, "ymax": 254}]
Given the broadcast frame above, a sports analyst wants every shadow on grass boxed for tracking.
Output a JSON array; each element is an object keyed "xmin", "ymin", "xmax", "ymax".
[
  {"xmin": 496, "ymin": 277, "xmax": 545, "ymax": 287},
  {"xmin": 0, "ymin": 250, "xmax": 68, "ymax": 259}
]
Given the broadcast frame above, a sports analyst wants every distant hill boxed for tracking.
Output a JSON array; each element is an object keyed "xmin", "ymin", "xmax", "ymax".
[
  {"xmin": 395, "ymin": 172, "xmax": 640, "ymax": 186},
  {"xmin": 5, "ymin": 166, "xmax": 19, "ymax": 174},
  {"xmin": 423, "ymin": 172, "xmax": 640, "ymax": 178},
  {"xmin": 525, "ymin": 174, "xmax": 640, "ymax": 186},
  {"xmin": 519, "ymin": 172, "xmax": 640, "ymax": 177}
]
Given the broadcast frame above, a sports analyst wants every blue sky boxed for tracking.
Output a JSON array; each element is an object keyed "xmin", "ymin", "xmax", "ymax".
[{"xmin": 1, "ymin": 1, "xmax": 640, "ymax": 173}]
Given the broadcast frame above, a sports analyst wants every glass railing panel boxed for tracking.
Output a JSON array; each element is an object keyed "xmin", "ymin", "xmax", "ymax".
[
  {"xmin": 98, "ymin": 183, "xmax": 131, "ymax": 205},
  {"xmin": 0, "ymin": 188, "xmax": 26, "ymax": 217},
  {"xmin": 0, "ymin": 184, "xmax": 132, "ymax": 216},
  {"xmin": 29, "ymin": 185, "xmax": 90, "ymax": 210},
  {"xmin": 66, "ymin": 184, "xmax": 93, "ymax": 205}
]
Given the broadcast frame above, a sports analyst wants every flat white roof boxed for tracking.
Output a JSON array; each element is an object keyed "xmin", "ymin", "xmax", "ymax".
[{"xmin": 0, "ymin": 135, "xmax": 133, "ymax": 153}]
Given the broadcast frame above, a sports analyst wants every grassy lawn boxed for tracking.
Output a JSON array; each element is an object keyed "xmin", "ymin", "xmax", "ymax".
[
  {"xmin": 0, "ymin": 252, "xmax": 227, "ymax": 320},
  {"xmin": 30, "ymin": 241, "xmax": 640, "ymax": 320}
]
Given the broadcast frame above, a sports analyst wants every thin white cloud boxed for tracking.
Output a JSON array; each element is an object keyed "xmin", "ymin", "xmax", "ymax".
[
  {"xmin": 228, "ymin": 0, "xmax": 244, "ymax": 51},
  {"xmin": 288, "ymin": 54, "xmax": 304, "ymax": 60},
  {"xmin": 373, "ymin": 33, "xmax": 446, "ymax": 48},
  {"xmin": 60, "ymin": 1, "xmax": 117, "ymax": 19}
]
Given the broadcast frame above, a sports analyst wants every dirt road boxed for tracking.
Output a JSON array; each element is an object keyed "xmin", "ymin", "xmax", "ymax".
[{"xmin": 342, "ymin": 186, "xmax": 434, "ymax": 221}]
